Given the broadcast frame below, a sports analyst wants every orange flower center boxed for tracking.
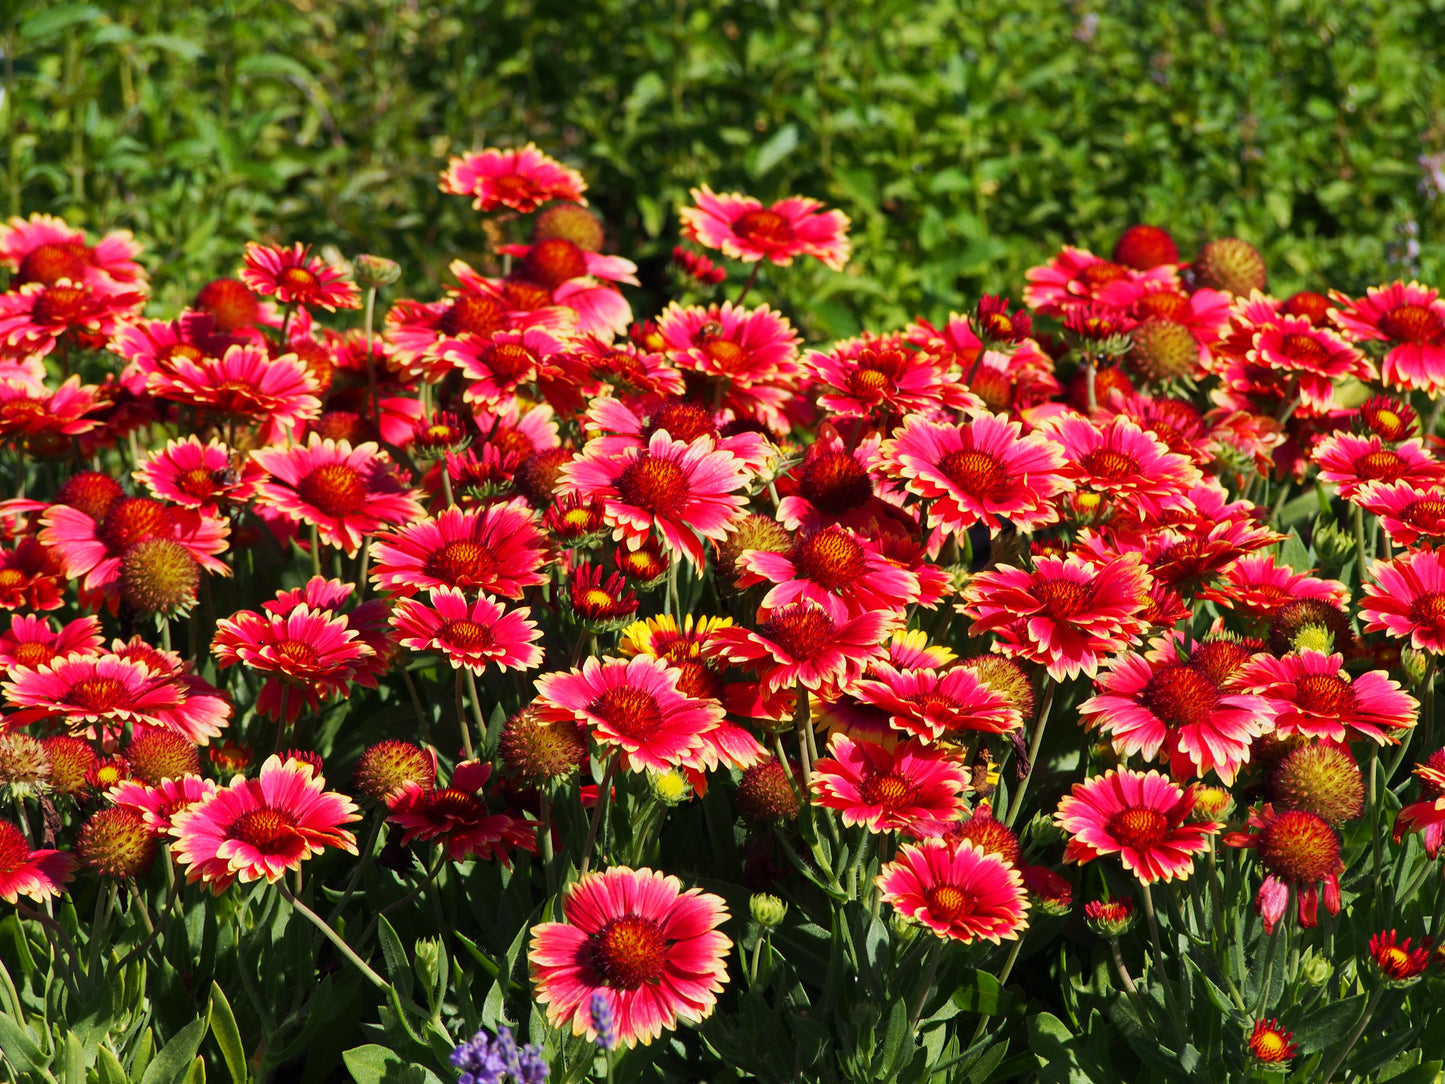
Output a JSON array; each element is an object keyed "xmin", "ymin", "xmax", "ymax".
[
  {"xmin": 1294, "ymin": 672, "xmax": 1355, "ymax": 715},
  {"xmin": 1251, "ymin": 1029, "xmax": 1290, "ymax": 1062},
  {"xmin": 33, "ymin": 284, "xmax": 88, "ymax": 324},
  {"xmin": 58, "ymin": 469, "xmax": 124, "ymax": 516},
  {"xmin": 228, "ymin": 808, "xmax": 296, "ymax": 848},
  {"xmin": 297, "ymin": 462, "xmax": 368, "ymax": 518},
  {"xmin": 1401, "ymin": 498, "xmax": 1445, "ymax": 529},
  {"xmin": 792, "ymin": 529, "xmax": 866, "ymax": 590},
  {"xmin": 1368, "ymin": 407, "xmax": 1406, "ymax": 439},
  {"xmin": 1257, "ymin": 809, "xmax": 1340, "ymax": 883},
  {"xmin": 924, "ymin": 884, "xmax": 978, "ymax": 922},
  {"xmin": 617, "ymin": 548, "xmax": 666, "ymax": 581},
  {"xmin": 12, "ymin": 642, "xmax": 54, "ymax": 668},
  {"xmin": 1352, "ymin": 449, "xmax": 1405, "ymax": 481},
  {"xmin": 1076, "ymin": 260, "xmax": 1130, "ymax": 292},
  {"xmin": 428, "ymin": 540, "xmax": 496, "ymax": 587},
  {"xmin": 100, "ymin": 498, "xmax": 173, "ymax": 552},
  {"xmin": 590, "ymin": 915, "xmax": 667, "ymax": 989},
  {"xmin": 1135, "ymin": 291, "xmax": 1189, "ymax": 320},
  {"xmin": 1379, "ymin": 303, "xmax": 1444, "ymax": 344},
  {"xmin": 1106, "ymin": 806, "xmax": 1170, "ymax": 849},
  {"xmin": 938, "ymin": 448, "xmax": 1008, "ymax": 500},
  {"xmin": 1032, "ymin": 576, "xmax": 1094, "ymax": 620},
  {"xmin": 1377, "ymin": 945, "xmax": 1414, "ymax": 979},
  {"xmin": 1278, "ymin": 332, "xmax": 1331, "ymax": 366},
  {"xmin": 440, "ymin": 619, "xmax": 492, "ymax": 650},
  {"xmin": 16, "ymin": 243, "xmax": 89, "ymax": 287},
  {"xmin": 848, "ymin": 368, "xmax": 894, "ymax": 399},
  {"xmin": 956, "ymin": 818, "xmax": 1022, "ymax": 866},
  {"xmin": 1140, "ymin": 663, "xmax": 1219, "ymax": 729},
  {"xmin": 196, "ymin": 279, "xmax": 260, "ymax": 331},
  {"xmin": 0, "ymin": 570, "xmax": 25, "ymax": 590},
  {"xmin": 158, "ymin": 342, "xmax": 205, "ymax": 367},
  {"xmin": 733, "ymin": 208, "xmax": 794, "ymax": 247},
  {"xmin": 615, "ymin": 455, "xmax": 687, "ymax": 515},
  {"xmin": 1079, "ymin": 447, "xmax": 1142, "ymax": 482},
  {"xmin": 1188, "ymin": 640, "xmax": 1251, "ymax": 685},
  {"xmin": 1411, "ymin": 591, "xmax": 1445, "ymax": 624},
  {"xmin": 503, "ymin": 279, "xmax": 552, "ymax": 310},
  {"xmin": 275, "ymin": 640, "xmax": 320, "ymax": 671},
  {"xmin": 858, "ymin": 772, "xmax": 915, "ymax": 808},
  {"xmin": 702, "ymin": 338, "xmax": 747, "ymax": 371},
  {"xmin": 279, "ymin": 266, "xmax": 318, "ymax": 290},
  {"xmin": 578, "ymin": 588, "xmax": 620, "ymax": 612},
  {"xmin": 758, "ymin": 607, "xmax": 837, "ymax": 661},
  {"xmin": 799, "ymin": 451, "xmax": 872, "ymax": 515},
  {"xmin": 67, "ymin": 677, "xmax": 127, "ymax": 713},
  {"xmin": 479, "ymin": 342, "xmax": 537, "ymax": 387},
  {"xmin": 178, "ymin": 467, "xmax": 221, "ymax": 499},
  {"xmin": 442, "ymin": 295, "xmax": 506, "ymax": 337},
  {"xmin": 588, "ymin": 686, "xmax": 664, "ymax": 737}
]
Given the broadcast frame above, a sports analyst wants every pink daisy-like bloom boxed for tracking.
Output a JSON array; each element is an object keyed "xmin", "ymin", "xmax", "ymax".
[
  {"xmin": 1224, "ymin": 805, "xmax": 1343, "ymax": 933},
  {"xmin": 680, "ymin": 185, "xmax": 850, "ymax": 270},
  {"xmin": 852, "ymin": 662, "xmax": 1022, "ymax": 742},
  {"xmin": 107, "ymin": 637, "xmax": 234, "ymax": 746},
  {"xmin": 707, "ymin": 601, "xmax": 900, "ymax": 699},
  {"xmin": 558, "ymin": 430, "xmax": 752, "ymax": 570},
  {"xmin": 146, "ymin": 344, "xmax": 321, "ymax": 447},
  {"xmin": 0, "ymin": 613, "xmax": 102, "ymax": 671},
  {"xmin": 387, "ymin": 760, "xmax": 535, "ymax": 864},
  {"xmin": 1045, "ymin": 414, "xmax": 1204, "ymax": 522},
  {"xmin": 1080, "ymin": 648, "xmax": 1273, "ymax": 785},
  {"xmin": 1330, "ymin": 281, "xmax": 1445, "ymax": 396},
  {"xmin": 241, "ymin": 242, "xmax": 360, "ymax": 311},
  {"xmin": 1239, "ymin": 650, "xmax": 1417, "ymax": 745},
  {"xmin": 134, "ymin": 437, "xmax": 264, "ymax": 512},
  {"xmin": 1056, "ymin": 769, "xmax": 1221, "ymax": 884},
  {"xmin": 252, "ymin": 435, "xmax": 423, "ymax": 557},
  {"xmin": 1024, "ymin": 246, "xmax": 1176, "ymax": 317},
  {"xmin": 773, "ymin": 432, "xmax": 890, "ymax": 533},
  {"xmin": 736, "ymin": 525, "xmax": 920, "ymax": 622},
  {"xmin": 806, "ymin": 335, "xmax": 976, "ymax": 424},
  {"xmin": 810, "ymin": 734, "xmax": 969, "ymax": 837},
  {"xmin": 0, "ymin": 212, "xmax": 145, "ymax": 289},
  {"xmin": 562, "ymin": 333, "xmax": 684, "ymax": 399},
  {"xmin": 1393, "ymin": 760, "xmax": 1445, "ymax": 857},
  {"xmin": 108, "ymin": 775, "xmax": 219, "ymax": 835},
  {"xmin": 1360, "ymin": 547, "xmax": 1445, "ymax": 653},
  {"xmin": 962, "ymin": 552, "xmax": 1152, "ymax": 681},
  {"xmin": 499, "ymin": 239, "xmax": 639, "ymax": 292},
  {"xmin": 1354, "ymin": 480, "xmax": 1445, "ymax": 548},
  {"xmin": 880, "ymin": 412, "xmax": 1073, "ymax": 541},
  {"xmin": 370, "ymin": 501, "xmax": 550, "ymax": 599},
  {"xmin": 875, "ymin": 840, "xmax": 1030, "ymax": 943},
  {"xmin": 0, "ymin": 376, "xmax": 105, "ymax": 441},
  {"xmin": 260, "ymin": 576, "xmax": 393, "ymax": 691},
  {"xmin": 655, "ymin": 301, "xmax": 802, "ymax": 388},
  {"xmin": 440, "ymin": 143, "xmax": 587, "ymax": 213},
  {"xmin": 1197, "ymin": 553, "xmax": 1349, "ymax": 620},
  {"xmin": 1248, "ymin": 315, "xmax": 1374, "ymax": 404},
  {"xmin": 906, "ymin": 314, "xmax": 1059, "ymax": 412},
  {"xmin": 445, "ymin": 326, "xmax": 567, "ymax": 408},
  {"xmin": 391, "ymin": 586, "xmax": 543, "ymax": 675},
  {"xmin": 580, "ymin": 396, "xmax": 772, "ymax": 473},
  {"xmin": 534, "ymin": 655, "xmax": 723, "ymax": 773},
  {"xmin": 1310, "ymin": 432, "xmax": 1445, "ymax": 499},
  {"xmin": 0, "ymin": 278, "xmax": 143, "ymax": 359},
  {"xmin": 0, "ymin": 819, "xmax": 77, "ymax": 903},
  {"xmin": 112, "ymin": 312, "xmax": 236, "ymax": 394},
  {"xmin": 169, "ymin": 755, "xmax": 358, "ymax": 894},
  {"xmin": 1097, "ymin": 277, "xmax": 1232, "ymax": 341},
  {"xmin": 528, "ymin": 866, "xmax": 730, "ymax": 1048},
  {"xmin": 211, "ymin": 605, "xmax": 373, "ymax": 723},
  {"xmin": 1, "ymin": 652, "xmax": 183, "ymax": 734}
]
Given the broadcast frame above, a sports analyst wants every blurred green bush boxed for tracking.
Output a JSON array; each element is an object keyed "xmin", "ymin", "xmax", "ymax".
[{"xmin": 5, "ymin": 0, "xmax": 1445, "ymax": 338}]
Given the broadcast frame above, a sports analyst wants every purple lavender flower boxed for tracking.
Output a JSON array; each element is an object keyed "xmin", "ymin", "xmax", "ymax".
[
  {"xmin": 588, "ymin": 991, "xmax": 617, "ymax": 1051},
  {"xmin": 450, "ymin": 1025, "xmax": 548, "ymax": 1084}
]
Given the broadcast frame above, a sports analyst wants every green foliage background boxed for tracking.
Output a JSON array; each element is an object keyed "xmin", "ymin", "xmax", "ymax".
[{"xmin": 6, "ymin": 0, "xmax": 1445, "ymax": 339}]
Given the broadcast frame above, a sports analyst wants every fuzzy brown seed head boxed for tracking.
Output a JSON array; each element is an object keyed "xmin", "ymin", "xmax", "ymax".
[
  {"xmin": 497, "ymin": 707, "xmax": 589, "ymax": 782},
  {"xmin": 1128, "ymin": 318, "xmax": 1199, "ymax": 382},
  {"xmin": 126, "ymin": 730, "xmax": 201, "ymax": 785},
  {"xmin": 77, "ymin": 807, "xmax": 157, "ymax": 879},
  {"xmin": 736, "ymin": 757, "xmax": 801, "ymax": 824},
  {"xmin": 119, "ymin": 537, "xmax": 200, "ymax": 615},
  {"xmin": 714, "ymin": 514, "xmax": 793, "ymax": 584},
  {"xmin": 532, "ymin": 204, "xmax": 606, "ymax": 252},
  {"xmin": 1271, "ymin": 743, "xmax": 1364, "ymax": 826},
  {"xmin": 1194, "ymin": 237, "xmax": 1267, "ymax": 297},
  {"xmin": 40, "ymin": 736, "xmax": 96, "ymax": 796}
]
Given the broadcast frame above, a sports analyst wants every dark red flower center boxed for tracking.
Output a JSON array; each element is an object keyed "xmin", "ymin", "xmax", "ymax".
[
  {"xmin": 490, "ymin": 174, "xmax": 540, "ymax": 202},
  {"xmin": 279, "ymin": 266, "xmax": 318, "ymax": 291},
  {"xmin": 0, "ymin": 570, "xmax": 23, "ymax": 591},
  {"xmin": 588, "ymin": 687, "xmax": 664, "ymax": 736},
  {"xmin": 1294, "ymin": 672, "xmax": 1355, "ymax": 715},
  {"xmin": 590, "ymin": 915, "xmax": 667, "ymax": 989},
  {"xmin": 1140, "ymin": 663, "xmax": 1219, "ymax": 729},
  {"xmin": 792, "ymin": 528, "xmax": 866, "ymax": 590},
  {"xmin": 758, "ymin": 606, "xmax": 837, "ymax": 661},
  {"xmin": 1410, "ymin": 591, "xmax": 1445, "ymax": 624},
  {"xmin": 848, "ymin": 368, "xmax": 895, "ymax": 400},
  {"xmin": 1076, "ymin": 261, "xmax": 1130, "ymax": 292},
  {"xmin": 521, "ymin": 239, "xmax": 588, "ymax": 290},
  {"xmin": 646, "ymin": 401, "xmax": 716, "ymax": 443},
  {"xmin": 228, "ymin": 808, "xmax": 296, "ymax": 849},
  {"xmin": 32, "ymin": 284, "xmax": 89, "ymax": 324},
  {"xmin": 615, "ymin": 455, "xmax": 687, "ymax": 515},
  {"xmin": 1135, "ymin": 291, "xmax": 1190, "ymax": 320},
  {"xmin": 1257, "ymin": 809, "xmax": 1340, "ymax": 882},
  {"xmin": 12, "ymin": 642, "xmax": 54, "ymax": 669},
  {"xmin": 298, "ymin": 463, "xmax": 368, "ymax": 518},
  {"xmin": 1401, "ymin": 498, "xmax": 1445, "ymax": 529},
  {"xmin": 427, "ymin": 786, "xmax": 485, "ymax": 820},
  {"xmin": 909, "ymin": 691, "xmax": 959, "ymax": 718},
  {"xmin": 0, "ymin": 821, "xmax": 32, "ymax": 874},
  {"xmin": 502, "ymin": 278, "xmax": 552, "ymax": 310},
  {"xmin": 858, "ymin": 771, "xmax": 915, "ymax": 808},
  {"xmin": 427, "ymin": 540, "xmax": 496, "ymax": 587},
  {"xmin": 100, "ymin": 498, "xmax": 172, "ymax": 551},
  {"xmin": 16, "ymin": 243, "xmax": 90, "ymax": 287},
  {"xmin": 442, "ymin": 295, "xmax": 506, "ymax": 338},
  {"xmin": 938, "ymin": 448, "xmax": 1008, "ymax": 500},
  {"xmin": 799, "ymin": 451, "xmax": 872, "ymax": 514},
  {"xmin": 924, "ymin": 884, "xmax": 978, "ymax": 922},
  {"xmin": 479, "ymin": 342, "xmax": 537, "ymax": 387},
  {"xmin": 733, "ymin": 209, "xmax": 794, "ymax": 247},
  {"xmin": 1379, "ymin": 304, "xmax": 1444, "ymax": 344},
  {"xmin": 67, "ymin": 677, "xmax": 127, "ymax": 713},
  {"xmin": 275, "ymin": 640, "xmax": 320, "ymax": 671},
  {"xmin": 956, "ymin": 818, "xmax": 1022, "ymax": 865},
  {"xmin": 1351, "ymin": 449, "xmax": 1406, "ymax": 482},
  {"xmin": 177, "ymin": 467, "xmax": 221, "ymax": 499},
  {"xmin": 195, "ymin": 279, "xmax": 261, "ymax": 332},
  {"xmin": 1032, "ymin": 576, "xmax": 1093, "ymax": 620},
  {"xmin": 1188, "ymin": 639, "xmax": 1252, "ymax": 685},
  {"xmin": 1107, "ymin": 806, "xmax": 1170, "ymax": 849},
  {"xmin": 1278, "ymin": 332, "xmax": 1331, "ymax": 367},
  {"xmin": 1079, "ymin": 448, "xmax": 1142, "ymax": 482},
  {"xmin": 441, "ymin": 618, "xmax": 492, "ymax": 650}
]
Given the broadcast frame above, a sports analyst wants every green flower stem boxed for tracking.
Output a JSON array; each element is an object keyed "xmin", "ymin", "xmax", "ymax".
[
  {"xmin": 1004, "ymin": 679, "xmax": 1055, "ymax": 829},
  {"xmin": 453, "ymin": 670, "xmax": 475, "ymax": 760},
  {"xmin": 969, "ymin": 935, "xmax": 1024, "ymax": 1045},
  {"xmin": 1139, "ymin": 882, "xmax": 1188, "ymax": 1046},
  {"xmin": 277, "ymin": 880, "xmax": 389, "ymax": 992},
  {"xmin": 794, "ymin": 684, "xmax": 814, "ymax": 789},
  {"xmin": 309, "ymin": 523, "xmax": 321, "ymax": 578},
  {"xmin": 579, "ymin": 752, "xmax": 620, "ymax": 876},
  {"xmin": 85, "ymin": 882, "xmax": 117, "ymax": 978},
  {"xmin": 362, "ymin": 284, "xmax": 380, "ymax": 432},
  {"xmin": 1253, "ymin": 898, "xmax": 1283, "ymax": 1018},
  {"xmin": 327, "ymin": 812, "xmax": 385, "ymax": 925},
  {"xmin": 1317, "ymin": 984, "xmax": 1386, "ymax": 1084},
  {"xmin": 539, "ymin": 785, "xmax": 557, "ymax": 895},
  {"xmin": 1368, "ymin": 745, "xmax": 1384, "ymax": 895},
  {"xmin": 1107, "ymin": 935, "xmax": 1151, "ymax": 1024},
  {"xmin": 735, "ymin": 263, "xmax": 761, "ymax": 306},
  {"xmin": 463, "ymin": 666, "xmax": 489, "ymax": 754},
  {"xmin": 907, "ymin": 940, "xmax": 945, "ymax": 1035},
  {"xmin": 1354, "ymin": 503, "xmax": 1370, "ymax": 579}
]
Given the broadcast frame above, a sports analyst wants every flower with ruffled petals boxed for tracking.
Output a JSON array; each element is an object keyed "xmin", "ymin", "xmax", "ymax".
[
  {"xmin": 1198, "ymin": 553, "xmax": 1349, "ymax": 620},
  {"xmin": 253, "ymin": 435, "xmax": 423, "ymax": 557},
  {"xmin": 441, "ymin": 143, "xmax": 587, "ymax": 213},
  {"xmin": 876, "ymin": 840, "xmax": 1029, "ymax": 943},
  {"xmin": 391, "ymin": 587, "xmax": 543, "ymax": 674},
  {"xmin": 962, "ymin": 552, "xmax": 1152, "ymax": 681},
  {"xmin": 1046, "ymin": 414, "xmax": 1204, "ymax": 522},
  {"xmin": 1248, "ymin": 1020, "xmax": 1297, "ymax": 1066},
  {"xmin": 241, "ymin": 242, "xmax": 359, "ymax": 311},
  {"xmin": 135, "ymin": 437, "xmax": 264, "ymax": 512},
  {"xmin": 387, "ymin": 760, "xmax": 535, "ymax": 864},
  {"xmin": 1224, "ymin": 804, "xmax": 1342, "ymax": 933},
  {"xmin": 0, "ymin": 819, "xmax": 76, "ymax": 903},
  {"xmin": 147, "ymin": 343, "xmax": 321, "ymax": 446},
  {"xmin": 443, "ymin": 326, "xmax": 567, "ymax": 408},
  {"xmin": 0, "ymin": 213, "xmax": 145, "ymax": 289},
  {"xmin": 0, "ymin": 613, "xmax": 102, "ymax": 671},
  {"xmin": 655, "ymin": 300, "xmax": 802, "ymax": 389},
  {"xmin": 1360, "ymin": 547, "xmax": 1445, "ymax": 653},
  {"xmin": 0, "ymin": 376, "xmax": 105, "ymax": 441},
  {"xmin": 529, "ymin": 866, "xmax": 730, "ymax": 1048},
  {"xmin": 806, "ymin": 334, "xmax": 976, "ymax": 424},
  {"xmin": 212, "ymin": 605, "xmax": 373, "ymax": 723},
  {"xmin": 707, "ymin": 601, "xmax": 899, "ymax": 698},
  {"xmin": 1248, "ymin": 314, "xmax": 1373, "ymax": 406},
  {"xmin": 1330, "ymin": 281, "xmax": 1445, "ymax": 395},
  {"xmin": 370, "ymin": 501, "xmax": 550, "ymax": 599},
  {"xmin": 0, "ymin": 278, "xmax": 143, "ymax": 359},
  {"xmin": 1024, "ymin": 246, "xmax": 1176, "ymax": 316},
  {"xmin": 1239, "ymin": 650, "xmax": 1417, "ymax": 745},
  {"xmin": 735, "ymin": 525, "xmax": 919, "ymax": 622},
  {"xmin": 810, "ymin": 734, "xmax": 968, "ymax": 837},
  {"xmin": 1353, "ymin": 480, "xmax": 1445, "ymax": 548},
  {"xmin": 0, "ymin": 537, "xmax": 66, "ymax": 612},
  {"xmin": 1393, "ymin": 756, "xmax": 1445, "ymax": 857},
  {"xmin": 108, "ymin": 775, "xmax": 219, "ymax": 835},
  {"xmin": 169, "ymin": 755, "xmax": 358, "ymax": 893},
  {"xmin": 852, "ymin": 663, "xmax": 1020, "ymax": 742},
  {"xmin": 1056, "ymin": 769, "xmax": 1221, "ymax": 884},
  {"xmin": 680, "ymin": 186, "xmax": 850, "ymax": 270},
  {"xmin": 1311, "ymin": 432, "xmax": 1445, "ymax": 499},
  {"xmin": 1369, "ymin": 929, "xmax": 1433, "ymax": 984},
  {"xmin": 1, "ymin": 651, "xmax": 197, "ymax": 740}
]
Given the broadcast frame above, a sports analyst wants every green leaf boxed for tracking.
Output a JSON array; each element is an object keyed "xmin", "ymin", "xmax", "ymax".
[
  {"xmin": 96, "ymin": 1046, "xmax": 127, "ymax": 1084},
  {"xmin": 752, "ymin": 123, "xmax": 800, "ymax": 178},
  {"xmin": 949, "ymin": 969, "xmax": 1005, "ymax": 1016},
  {"xmin": 0, "ymin": 1013, "xmax": 48, "ymax": 1075},
  {"xmin": 181, "ymin": 1056, "xmax": 206, "ymax": 1084},
  {"xmin": 376, "ymin": 915, "xmax": 414, "ymax": 999},
  {"xmin": 341, "ymin": 1044, "xmax": 434, "ymax": 1084},
  {"xmin": 876, "ymin": 998, "xmax": 911, "ymax": 1079},
  {"xmin": 19, "ymin": 3, "xmax": 102, "ymax": 43},
  {"xmin": 1292, "ymin": 994, "xmax": 1367, "ymax": 1055},
  {"xmin": 206, "ymin": 982, "xmax": 247, "ymax": 1084},
  {"xmin": 60, "ymin": 1031, "xmax": 85, "ymax": 1084},
  {"xmin": 139, "ymin": 1018, "xmax": 208, "ymax": 1084}
]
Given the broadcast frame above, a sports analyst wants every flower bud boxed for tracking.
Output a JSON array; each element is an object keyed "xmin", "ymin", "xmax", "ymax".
[
  {"xmin": 353, "ymin": 254, "xmax": 401, "ymax": 289},
  {"xmin": 749, "ymin": 892, "xmax": 788, "ymax": 929}
]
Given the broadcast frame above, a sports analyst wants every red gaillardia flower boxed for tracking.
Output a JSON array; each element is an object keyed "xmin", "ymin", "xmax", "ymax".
[
  {"xmin": 1330, "ymin": 281, "xmax": 1445, "ymax": 396},
  {"xmin": 528, "ymin": 866, "xmax": 731, "ymax": 1048},
  {"xmin": 1024, "ymin": 245, "xmax": 1175, "ymax": 316},
  {"xmin": 805, "ymin": 336, "xmax": 975, "ymax": 424},
  {"xmin": 706, "ymin": 600, "xmax": 900, "ymax": 699},
  {"xmin": 241, "ymin": 242, "xmax": 360, "ymax": 311},
  {"xmin": 735, "ymin": 524, "xmax": 920, "ymax": 622},
  {"xmin": 1369, "ymin": 929, "xmax": 1432, "ymax": 984},
  {"xmin": 1354, "ymin": 480, "xmax": 1445, "ymax": 548},
  {"xmin": 135, "ymin": 437, "xmax": 265, "ymax": 512},
  {"xmin": 1224, "ymin": 805, "xmax": 1343, "ymax": 933},
  {"xmin": 2, "ymin": 653, "xmax": 184, "ymax": 735},
  {"xmin": 145, "ymin": 344, "xmax": 322, "ymax": 446},
  {"xmin": 447, "ymin": 326, "xmax": 567, "ymax": 408},
  {"xmin": 390, "ymin": 586, "xmax": 543, "ymax": 675},
  {"xmin": 1360, "ymin": 547, "xmax": 1445, "ymax": 653},
  {"xmin": 0, "ymin": 375, "xmax": 105, "ymax": 441},
  {"xmin": 1393, "ymin": 756, "xmax": 1445, "ymax": 856},
  {"xmin": 107, "ymin": 775, "xmax": 219, "ymax": 835},
  {"xmin": 558, "ymin": 431, "xmax": 752, "ymax": 570},
  {"xmin": 879, "ymin": 412, "xmax": 1072, "ymax": 541},
  {"xmin": 1055, "ymin": 769, "xmax": 1221, "ymax": 884},
  {"xmin": 370, "ymin": 501, "xmax": 550, "ymax": 600},
  {"xmin": 440, "ymin": 143, "xmax": 588, "ymax": 213},
  {"xmin": 1310, "ymin": 432, "xmax": 1445, "ymax": 500},
  {"xmin": 168, "ymin": 755, "xmax": 359, "ymax": 894},
  {"xmin": 680, "ymin": 186, "xmax": 850, "ymax": 270},
  {"xmin": 961, "ymin": 552, "xmax": 1152, "ymax": 681},
  {"xmin": 1247, "ymin": 1019, "xmax": 1298, "ymax": 1066},
  {"xmin": 0, "ymin": 819, "xmax": 77, "ymax": 903},
  {"xmin": 0, "ymin": 212, "xmax": 145, "ymax": 289},
  {"xmin": 533, "ymin": 655, "xmax": 724, "ymax": 773},
  {"xmin": 875, "ymin": 839, "xmax": 1030, "ymax": 943},
  {"xmin": 809, "ymin": 734, "xmax": 968, "ymax": 837},
  {"xmin": 1045, "ymin": 414, "xmax": 1203, "ymax": 522},
  {"xmin": 0, "ymin": 612, "xmax": 102, "ymax": 671},
  {"xmin": 252, "ymin": 435, "xmax": 423, "ymax": 557},
  {"xmin": 1239, "ymin": 650, "xmax": 1417, "ymax": 745},
  {"xmin": 852, "ymin": 662, "xmax": 1021, "ymax": 742},
  {"xmin": 386, "ymin": 760, "xmax": 535, "ymax": 864}
]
